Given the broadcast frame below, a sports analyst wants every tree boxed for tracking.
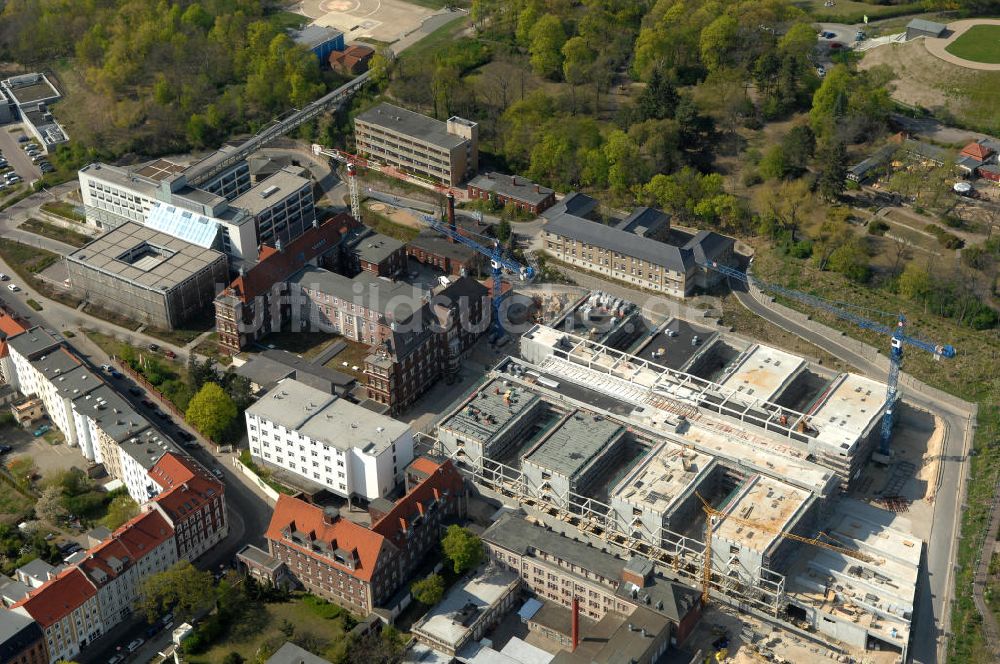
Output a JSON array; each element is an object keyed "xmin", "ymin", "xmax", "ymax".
[
  {"xmin": 186, "ymin": 382, "xmax": 237, "ymax": 441},
  {"xmin": 368, "ymin": 46, "xmax": 396, "ymax": 88},
  {"xmin": 634, "ymin": 66, "xmax": 678, "ymax": 123},
  {"xmin": 411, "ymin": 573, "xmax": 445, "ymax": 605},
  {"xmin": 442, "ymin": 525, "xmax": 483, "ymax": 574},
  {"xmin": 562, "ymin": 36, "xmax": 595, "ymax": 112},
  {"xmin": 827, "ymin": 239, "xmax": 871, "ymax": 283},
  {"xmin": 496, "ymin": 219, "xmax": 513, "ymax": 244},
  {"xmin": 36, "ymin": 487, "xmax": 68, "ymax": 523},
  {"xmin": 138, "ymin": 560, "xmax": 216, "ymax": 623},
  {"xmin": 816, "ymin": 141, "xmax": 848, "ymax": 201},
  {"xmin": 101, "ymin": 493, "xmax": 139, "ymax": 530},
  {"xmin": 899, "ymin": 263, "xmax": 934, "ymax": 302},
  {"xmin": 758, "ymin": 145, "xmax": 790, "ymax": 180},
  {"xmin": 222, "ymin": 654, "xmax": 245, "ymax": 664},
  {"xmin": 782, "ymin": 125, "xmax": 815, "ymax": 174},
  {"xmin": 529, "ymin": 15, "xmax": 567, "ymax": 79}
]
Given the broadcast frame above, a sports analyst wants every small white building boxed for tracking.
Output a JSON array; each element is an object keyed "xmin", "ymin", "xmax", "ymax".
[{"xmin": 246, "ymin": 378, "xmax": 414, "ymax": 500}]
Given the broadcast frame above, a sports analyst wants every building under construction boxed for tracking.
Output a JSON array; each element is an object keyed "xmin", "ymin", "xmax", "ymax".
[{"xmin": 427, "ymin": 318, "xmax": 919, "ymax": 661}]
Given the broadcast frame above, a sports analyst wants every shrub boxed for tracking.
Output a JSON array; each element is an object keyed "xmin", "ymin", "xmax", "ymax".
[{"xmin": 868, "ymin": 220, "xmax": 889, "ymax": 236}]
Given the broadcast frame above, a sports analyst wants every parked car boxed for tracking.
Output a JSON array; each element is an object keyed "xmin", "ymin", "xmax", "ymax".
[
  {"xmin": 177, "ymin": 430, "xmax": 195, "ymax": 442},
  {"xmin": 148, "ymin": 343, "xmax": 159, "ymax": 352},
  {"xmin": 0, "ymin": 444, "xmax": 12, "ymax": 454},
  {"xmin": 100, "ymin": 364, "xmax": 112, "ymax": 372},
  {"xmin": 16, "ymin": 135, "xmax": 28, "ymax": 143},
  {"xmin": 0, "ymin": 274, "xmax": 8, "ymax": 281},
  {"xmin": 30, "ymin": 154, "xmax": 46, "ymax": 164},
  {"xmin": 127, "ymin": 638, "xmax": 144, "ymax": 652},
  {"xmin": 39, "ymin": 162, "xmax": 54, "ymax": 173},
  {"xmin": 816, "ymin": 66, "xmax": 826, "ymax": 78},
  {"xmin": 107, "ymin": 655, "xmax": 124, "ymax": 664},
  {"xmin": 212, "ymin": 468, "xmax": 224, "ymax": 479},
  {"xmin": 128, "ymin": 386, "xmax": 143, "ymax": 396},
  {"xmin": 141, "ymin": 398, "xmax": 154, "ymax": 408},
  {"xmin": 109, "ymin": 370, "xmax": 123, "ymax": 379},
  {"xmin": 5, "ymin": 175, "xmax": 21, "ymax": 185},
  {"xmin": 182, "ymin": 441, "xmax": 200, "ymax": 450},
  {"xmin": 33, "ymin": 424, "xmax": 50, "ymax": 437},
  {"xmin": 7, "ymin": 284, "xmax": 19, "ymax": 292},
  {"xmin": 59, "ymin": 541, "xmax": 81, "ymax": 554},
  {"xmin": 164, "ymin": 349, "xmax": 176, "ymax": 359}
]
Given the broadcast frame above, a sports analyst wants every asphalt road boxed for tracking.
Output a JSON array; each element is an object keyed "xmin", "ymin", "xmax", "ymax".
[
  {"xmin": 0, "ymin": 291, "xmax": 272, "ymax": 663},
  {"xmin": 733, "ymin": 285, "xmax": 971, "ymax": 664}
]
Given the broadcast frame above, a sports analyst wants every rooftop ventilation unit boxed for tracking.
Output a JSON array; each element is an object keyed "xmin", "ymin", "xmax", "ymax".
[{"xmin": 261, "ymin": 185, "xmax": 279, "ymax": 199}]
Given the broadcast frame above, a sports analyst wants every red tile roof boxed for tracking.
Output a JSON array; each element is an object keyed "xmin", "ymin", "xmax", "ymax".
[
  {"xmin": 372, "ymin": 458, "xmax": 464, "ymax": 547},
  {"xmin": 114, "ymin": 509, "xmax": 174, "ymax": 559},
  {"xmin": 961, "ymin": 141, "xmax": 993, "ymax": 161},
  {"xmin": 221, "ymin": 213, "xmax": 360, "ymax": 303},
  {"xmin": 78, "ymin": 538, "xmax": 132, "ymax": 588},
  {"xmin": 148, "ymin": 451, "xmax": 214, "ymax": 488},
  {"xmin": 266, "ymin": 495, "xmax": 390, "ymax": 582},
  {"xmin": 12, "ymin": 567, "xmax": 96, "ymax": 628},
  {"xmin": 0, "ymin": 310, "xmax": 28, "ymax": 359}
]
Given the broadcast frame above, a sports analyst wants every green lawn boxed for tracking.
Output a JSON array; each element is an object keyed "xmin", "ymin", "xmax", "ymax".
[
  {"xmin": 264, "ymin": 10, "xmax": 309, "ymax": 32},
  {"xmin": 20, "ymin": 218, "xmax": 92, "ymax": 248},
  {"xmin": 186, "ymin": 596, "xmax": 352, "ymax": 664},
  {"xmin": 0, "ymin": 238, "xmax": 61, "ymax": 288},
  {"xmin": 946, "ymin": 24, "xmax": 1000, "ymax": 64},
  {"xmin": 40, "ymin": 201, "xmax": 85, "ymax": 222}
]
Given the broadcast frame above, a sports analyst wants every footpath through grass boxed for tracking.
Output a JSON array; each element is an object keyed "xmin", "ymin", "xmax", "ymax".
[{"xmin": 945, "ymin": 24, "xmax": 1000, "ymax": 64}]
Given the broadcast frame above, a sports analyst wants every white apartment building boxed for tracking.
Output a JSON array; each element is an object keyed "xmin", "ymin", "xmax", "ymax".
[{"xmin": 246, "ymin": 378, "xmax": 414, "ymax": 500}]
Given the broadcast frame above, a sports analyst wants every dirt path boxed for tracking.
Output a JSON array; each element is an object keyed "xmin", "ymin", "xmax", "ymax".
[{"xmin": 923, "ymin": 19, "xmax": 1000, "ymax": 71}]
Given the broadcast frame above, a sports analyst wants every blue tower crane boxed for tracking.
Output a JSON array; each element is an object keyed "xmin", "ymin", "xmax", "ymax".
[
  {"xmin": 700, "ymin": 260, "xmax": 955, "ymax": 458},
  {"xmin": 417, "ymin": 209, "xmax": 535, "ymax": 341}
]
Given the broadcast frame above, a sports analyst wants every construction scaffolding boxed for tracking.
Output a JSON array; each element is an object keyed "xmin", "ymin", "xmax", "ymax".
[{"xmin": 417, "ymin": 432, "xmax": 788, "ymax": 619}]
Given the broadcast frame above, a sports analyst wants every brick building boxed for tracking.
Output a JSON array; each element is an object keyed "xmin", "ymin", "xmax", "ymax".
[
  {"xmin": 0, "ymin": 610, "xmax": 48, "ymax": 664},
  {"xmin": 344, "ymin": 231, "xmax": 407, "ymax": 278},
  {"xmin": 214, "ymin": 213, "xmax": 359, "ymax": 354},
  {"xmin": 482, "ymin": 513, "xmax": 701, "ymax": 644},
  {"xmin": 329, "ymin": 45, "xmax": 374, "ymax": 75},
  {"xmin": 467, "ymin": 172, "xmax": 556, "ymax": 215},
  {"xmin": 147, "ymin": 453, "xmax": 228, "ymax": 561},
  {"xmin": 259, "ymin": 457, "xmax": 466, "ymax": 615}
]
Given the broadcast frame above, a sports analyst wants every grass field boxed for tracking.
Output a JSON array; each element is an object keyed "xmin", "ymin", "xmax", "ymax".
[
  {"xmin": 20, "ymin": 218, "xmax": 91, "ymax": 248},
  {"xmin": 40, "ymin": 201, "xmax": 85, "ymax": 222},
  {"xmin": 946, "ymin": 24, "xmax": 1000, "ymax": 64},
  {"xmin": 186, "ymin": 596, "xmax": 351, "ymax": 664},
  {"xmin": 795, "ymin": 0, "xmax": 922, "ymax": 23}
]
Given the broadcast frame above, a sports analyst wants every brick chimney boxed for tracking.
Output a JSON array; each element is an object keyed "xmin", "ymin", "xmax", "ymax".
[
  {"xmin": 572, "ymin": 597, "xmax": 580, "ymax": 651},
  {"xmin": 323, "ymin": 506, "xmax": 340, "ymax": 525}
]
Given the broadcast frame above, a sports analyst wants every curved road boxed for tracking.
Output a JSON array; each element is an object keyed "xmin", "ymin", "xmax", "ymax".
[
  {"xmin": 923, "ymin": 19, "xmax": 1000, "ymax": 71},
  {"xmin": 733, "ymin": 285, "xmax": 973, "ymax": 664}
]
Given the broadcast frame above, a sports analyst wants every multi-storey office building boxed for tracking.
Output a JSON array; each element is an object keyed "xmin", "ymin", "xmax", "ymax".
[
  {"xmin": 228, "ymin": 165, "xmax": 315, "ymax": 250},
  {"xmin": 354, "ymin": 103, "xmax": 478, "ymax": 186},
  {"xmin": 65, "ymin": 222, "xmax": 228, "ymax": 329}
]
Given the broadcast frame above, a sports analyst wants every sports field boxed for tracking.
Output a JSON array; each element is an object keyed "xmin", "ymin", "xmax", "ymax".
[{"xmin": 945, "ymin": 24, "xmax": 1000, "ymax": 64}]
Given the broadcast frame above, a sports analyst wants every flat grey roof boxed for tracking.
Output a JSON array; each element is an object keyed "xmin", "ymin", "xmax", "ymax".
[
  {"xmin": 230, "ymin": 166, "xmax": 310, "ymax": 216},
  {"xmin": 440, "ymin": 379, "xmax": 541, "ymax": 442},
  {"xmin": 0, "ymin": 600, "xmax": 38, "ymax": 649},
  {"xmin": 262, "ymin": 349, "xmax": 354, "ymax": 386},
  {"xmin": 467, "ymin": 172, "xmax": 553, "ymax": 206},
  {"xmin": 524, "ymin": 411, "xmax": 625, "ymax": 478},
  {"xmin": 74, "ymin": 384, "xmax": 151, "ymax": 443},
  {"xmin": 237, "ymin": 351, "xmax": 354, "ymax": 391},
  {"xmin": 67, "ymin": 222, "xmax": 226, "ymax": 291},
  {"xmin": 247, "ymin": 378, "xmax": 409, "ymax": 454},
  {"xmin": 2, "ymin": 76, "xmax": 59, "ymax": 105},
  {"xmin": 36, "ymin": 357, "xmax": 102, "ymax": 400},
  {"xmin": 118, "ymin": 427, "xmax": 182, "ymax": 472},
  {"xmin": 356, "ymin": 102, "xmax": 467, "ymax": 150},
  {"xmin": 237, "ymin": 544, "xmax": 284, "ymax": 571},
  {"xmin": 7, "ymin": 326, "xmax": 60, "ymax": 359},
  {"xmin": 80, "ymin": 162, "xmax": 160, "ymax": 198},
  {"xmin": 292, "ymin": 24, "xmax": 344, "ymax": 49},
  {"xmin": 408, "ymin": 233, "xmax": 479, "ymax": 262},
  {"xmin": 349, "ymin": 231, "xmax": 405, "ymax": 266}
]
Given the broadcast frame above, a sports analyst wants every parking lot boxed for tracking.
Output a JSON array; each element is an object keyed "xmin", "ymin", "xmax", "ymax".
[
  {"xmin": 0, "ymin": 420, "xmax": 82, "ymax": 476},
  {"xmin": 0, "ymin": 123, "xmax": 43, "ymax": 189}
]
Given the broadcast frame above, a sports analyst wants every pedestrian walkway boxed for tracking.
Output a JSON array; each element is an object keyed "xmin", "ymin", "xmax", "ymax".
[{"xmin": 923, "ymin": 19, "xmax": 1000, "ymax": 71}]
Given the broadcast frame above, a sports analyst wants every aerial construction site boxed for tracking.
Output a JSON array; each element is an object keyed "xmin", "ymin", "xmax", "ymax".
[{"xmin": 425, "ymin": 290, "xmax": 945, "ymax": 664}]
